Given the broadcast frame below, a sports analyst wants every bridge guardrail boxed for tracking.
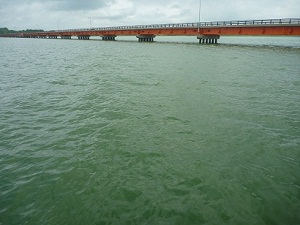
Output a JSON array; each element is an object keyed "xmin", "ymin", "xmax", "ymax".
[{"xmin": 57, "ymin": 18, "xmax": 300, "ymax": 33}]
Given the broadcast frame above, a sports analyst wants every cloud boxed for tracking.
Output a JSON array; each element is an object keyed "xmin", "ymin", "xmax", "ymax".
[
  {"xmin": 200, "ymin": 0, "xmax": 300, "ymax": 21},
  {"xmin": 50, "ymin": 0, "xmax": 111, "ymax": 11}
]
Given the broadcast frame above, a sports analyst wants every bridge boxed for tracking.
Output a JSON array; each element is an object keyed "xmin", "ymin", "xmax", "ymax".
[{"xmin": 1, "ymin": 18, "xmax": 300, "ymax": 44}]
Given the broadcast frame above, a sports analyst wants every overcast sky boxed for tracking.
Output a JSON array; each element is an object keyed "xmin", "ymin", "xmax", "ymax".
[{"xmin": 0, "ymin": 0, "xmax": 299, "ymax": 30}]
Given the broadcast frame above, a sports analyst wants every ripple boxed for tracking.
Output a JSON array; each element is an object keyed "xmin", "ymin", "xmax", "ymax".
[{"xmin": 0, "ymin": 37, "xmax": 299, "ymax": 225}]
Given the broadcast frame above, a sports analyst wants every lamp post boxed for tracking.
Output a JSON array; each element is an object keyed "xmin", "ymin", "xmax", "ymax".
[{"xmin": 198, "ymin": 0, "xmax": 202, "ymax": 33}]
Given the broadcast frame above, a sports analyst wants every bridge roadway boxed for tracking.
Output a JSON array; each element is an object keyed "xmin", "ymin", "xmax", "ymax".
[{"xmin": 2, "ymin": 18, "xmax": 300, "ymax": 44}]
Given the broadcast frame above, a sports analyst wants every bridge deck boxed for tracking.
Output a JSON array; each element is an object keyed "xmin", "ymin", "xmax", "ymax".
[{"xmin": 1, "ymin": 18, "xmax": 300, "ymax": 38}]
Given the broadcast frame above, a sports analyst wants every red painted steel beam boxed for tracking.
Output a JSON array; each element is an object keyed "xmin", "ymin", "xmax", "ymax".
[
  {"xmin": 201, "ymin": 25, "xmax": 300, "ymax": 36},
  {"xmin": 26, "ymin": 25, "xmax": 300, "ymax": 38}
]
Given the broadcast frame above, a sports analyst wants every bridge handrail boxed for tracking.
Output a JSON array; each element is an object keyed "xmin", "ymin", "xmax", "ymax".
[{"xmin": 55, "ymin": 18, "xmax": 300, "ymax": 33}]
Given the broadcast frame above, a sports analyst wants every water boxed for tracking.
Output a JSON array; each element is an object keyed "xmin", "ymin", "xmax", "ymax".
[{"xmin": 0, "ymin": 37, "xmax": 299, "ymax": 225}]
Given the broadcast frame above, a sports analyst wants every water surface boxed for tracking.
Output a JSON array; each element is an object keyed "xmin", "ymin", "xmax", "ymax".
[{"xmin": 0, "ymin": 37, "xmax": 300, "ymax": 225}]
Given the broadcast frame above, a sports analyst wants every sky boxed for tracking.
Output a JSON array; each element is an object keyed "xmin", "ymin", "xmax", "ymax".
[{"xmin": 0, "ymin": 0, "xmax": 299, "ymax": 30}]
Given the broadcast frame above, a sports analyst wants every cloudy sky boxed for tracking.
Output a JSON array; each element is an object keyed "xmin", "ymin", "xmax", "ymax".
[{"xmin": 0, "ymin": 0, "xmax": 299, "ymax": 30}]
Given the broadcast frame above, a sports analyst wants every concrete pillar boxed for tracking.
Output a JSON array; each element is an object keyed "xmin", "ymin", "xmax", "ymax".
[
  {"xmin": 78, "ymin": 36, "xmax": 90, "ymax": 40},
  {"xmin": 197, "ymin": 35, "xmax": 220, "ymax": 44},
  {"xmin": 136, "ymin": 35, "xmax": 156, "ymax": 42},
  {"xmin": 101, "ymin": 35, "xmax": 116, "ymax": 41}
]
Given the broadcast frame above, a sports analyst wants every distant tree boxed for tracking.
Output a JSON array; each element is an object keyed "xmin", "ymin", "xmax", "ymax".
[
  {"xmin": 0, "ymin": 27, "xmax": 11, "ymax": 34},
  {"xmin": 0, "ymin": 28, "xmax": 44, "ymax": 34}
]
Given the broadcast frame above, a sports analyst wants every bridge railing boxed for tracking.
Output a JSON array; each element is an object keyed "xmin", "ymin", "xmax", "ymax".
[
  {"xmin": 205, "ymin": 18, "xmax": 300, "ymax": 26},
  {"xmin": 55, "ymin": 18, "xmax": 300, "ymax": 33}
]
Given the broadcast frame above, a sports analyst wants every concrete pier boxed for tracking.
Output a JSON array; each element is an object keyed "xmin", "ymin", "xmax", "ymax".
[
  {"xmin": 61, "ymin": 36, "xmax": 72, "ymax": 39},
  {"xmin": 136, "ymin": 35, "xmax": 156, "ymax": 42},
  {"xmin": 48, "ymin": 36, "xmax": 58, "ymax": 39},
  {"xmin": 78, "ymin": 36, "xmax": 90, "ymax": 40},
  {"xmin": 101, "ymin": 35, "xmax": 116, "ymax": 41},
  {"xmin": 197, "ymin": 35, "xmax": 220, "ymax": 44}
]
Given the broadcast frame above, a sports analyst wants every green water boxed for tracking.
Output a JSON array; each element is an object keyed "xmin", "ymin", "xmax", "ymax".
[{"xmin": 0, "ymin": 37, "xmax": 299, "ymax": 225}]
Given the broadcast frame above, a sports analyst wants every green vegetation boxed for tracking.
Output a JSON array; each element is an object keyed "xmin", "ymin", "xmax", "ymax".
[{"xmin": 0, "ymin": 27, "xmax": 44, "ymax": 34}]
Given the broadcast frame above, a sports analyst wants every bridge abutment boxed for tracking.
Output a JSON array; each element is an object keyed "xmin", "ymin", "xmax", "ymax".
[
  {"xmin": 136, "ymin": 35, "xmax": 156, "ymax": 42},
  {"xmin": 197, "ymin": 35, "xmax": 220, "ymax": 44}
]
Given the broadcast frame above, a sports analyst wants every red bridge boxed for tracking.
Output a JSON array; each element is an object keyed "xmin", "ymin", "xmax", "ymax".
[{"xmin": 1, "ymin": 18, "xmax": 300, "ymax": 44}]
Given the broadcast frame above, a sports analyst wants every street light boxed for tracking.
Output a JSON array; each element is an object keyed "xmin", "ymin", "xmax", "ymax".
[{"xmin": 198, "ymin": 0, "xmax": 202, "ymax": 32}]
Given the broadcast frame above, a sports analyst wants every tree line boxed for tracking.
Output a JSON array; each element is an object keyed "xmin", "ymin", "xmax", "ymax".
[{"xmin": 0, "ymin": 28, "xmax": 44, "ymax": 34}]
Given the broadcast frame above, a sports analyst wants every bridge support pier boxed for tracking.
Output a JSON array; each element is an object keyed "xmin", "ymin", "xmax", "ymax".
[
  {"xmin": 61, "ymin": 36, "xmax": 72, "ymax": 39},
  {"xmin": 78, "ymin": 36, "xmax": 90, "ymax": 40},
  {"xmin": 136, "ymin": 35, "xmax": 156, "ymax": 42},
  {"xmin": 48, "ymin": 36, "xmax": 58, "ymax": 39},
  {"xmin": 101, "ymin": 35, "xmax": 116, "ymax": 41},
  {"xmin": 197, "ymin": 35, "xmax": 220, "ymax": 44}
]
